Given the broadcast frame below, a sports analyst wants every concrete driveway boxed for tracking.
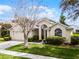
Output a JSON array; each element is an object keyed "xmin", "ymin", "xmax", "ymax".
[
  {"xmin": 0, "ymin": 41, "xmax": 23, "ymax": 49},
  {"xmin": 0, "ymin": 41, "xmax": 59, "ymax": 59}
]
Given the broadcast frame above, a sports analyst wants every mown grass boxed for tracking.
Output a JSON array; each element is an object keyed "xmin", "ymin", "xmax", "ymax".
[
  {"xmin": 0, "ymin": 38, "xmax": 5, "ymax": 43},
  {"xmin": 7, "ymin": 43, "xmax": 79, "ymax": 59},
  {"xmin": 0, "ymin": 54, "xmax": 29, "ymax": 59}
]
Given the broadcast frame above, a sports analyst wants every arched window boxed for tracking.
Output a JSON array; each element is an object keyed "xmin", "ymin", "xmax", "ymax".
[
  {"xmin": 55, "ymin": 28, "xmax": 62, "ymax": 36},
  {"xmin": 41, "ymin": 24, "xmax": 47, "ymax": 29}
]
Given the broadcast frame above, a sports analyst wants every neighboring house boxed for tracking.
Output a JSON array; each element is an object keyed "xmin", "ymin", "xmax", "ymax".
[
  {"xmin": 71, "ymin": 25, "xmax": 79, "ymax": 33},
  {"xmin": 75, "ymin": 30, "xmax": 79, "ymax": 33},
  {"xmin": 74, "ymin": 26, "xmax": 79, "ymax": 33},
  {"xmin": 10, "ymin": 18, "xmax": 73, "ymax": 43}
]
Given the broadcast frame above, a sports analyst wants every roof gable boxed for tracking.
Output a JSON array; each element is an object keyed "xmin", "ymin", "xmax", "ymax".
[
  {"xmin": 37, "ymin": 18, "xmax": 57, "ymax": 27},
  {"xmin": 38, "ymin": 18, "xmax": 56, "ymax": 24},
  {"xmin": 51, "ymin": 23, "xmax": 73, "ymax": 30}
]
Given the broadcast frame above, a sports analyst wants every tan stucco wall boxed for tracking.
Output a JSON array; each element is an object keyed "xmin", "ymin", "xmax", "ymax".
[
  {"xmin": 50, "ymin": 24, "xmax": 72, "ymax": 43},
  {"xmin": 10, "ymin": 31, "xmax": 24, "ymax": 41},
  {"xmin": 10, "ymin": 25, "xmax": 33, "ymax": 41},
  {"xmin": 10, "ymin": 25, "xmax": 24, "ymax": 41},
  {"xmin": 10, "ymin": 20, "xmax": 73, "ymax": 43},
  {"xmin": 38, "ymin": 20, "xmax": 55, "ymax": 39},
  {"xmin": 38, "ymin": 20, "xmax": 54, "ymax": 27}
]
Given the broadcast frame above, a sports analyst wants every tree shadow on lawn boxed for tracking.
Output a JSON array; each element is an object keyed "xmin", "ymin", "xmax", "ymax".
[
  {"xmin": 20, "ymin": 45, "xmax": 79, "ymax": 59},
  {"xmin": 7, "ymin": 44, "xmax": 79, "ymax": 59}
]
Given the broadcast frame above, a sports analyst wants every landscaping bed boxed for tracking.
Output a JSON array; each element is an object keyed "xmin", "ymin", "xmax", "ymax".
[{"xmin": 7, "ymin": 43, "xmax": 79, "ymax": 59}]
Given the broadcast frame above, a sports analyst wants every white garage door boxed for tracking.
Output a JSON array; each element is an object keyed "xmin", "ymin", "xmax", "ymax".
[{"xmin": 10, "ymin": 31, "xmax": 24, "ymax": 41}]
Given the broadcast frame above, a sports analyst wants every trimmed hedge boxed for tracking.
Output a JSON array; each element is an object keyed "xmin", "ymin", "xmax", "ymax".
[
  {"xmin": 4, "ymin": 37, "xmax": 11, "ymax": 41},
  {"xmin": 71, "ymin": 36, "xmax": 79, "ymax": 45},
  {"xmin": 28, "ymin": 35, "xmax": 41, "ymax": 42},
  {"xmin": 44, "ymin": 36, "xmax": 65, "ymax": 45},
  {"xmin": 71, "ymin": 33, "xmax": 79, "ymax": 45},
  {"xmin": 72, "ymin": 33, "xmax": 79, "ymax": 36}
]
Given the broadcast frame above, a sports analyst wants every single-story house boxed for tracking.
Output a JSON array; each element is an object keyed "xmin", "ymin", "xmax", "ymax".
[
  {"xmin": 10, "ymin": 18, "xmax": 73, "ymax": 43},
  {"xmin": 73, "ymin": 26, "xmax": 79, "ymax": 33}
]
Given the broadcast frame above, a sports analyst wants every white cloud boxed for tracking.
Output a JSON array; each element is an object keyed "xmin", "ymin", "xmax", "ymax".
[
  {"xmin": 37, "ymin": 6, "xmax": 60, "ymax": 21},
  {"xmin": 0, "ymin": 5, "xmax": 12, "ymax": 14},
  {"xmin": 27, "ymin": 5, "xmax": 60, "ymax": 21},
  {"xmin": 0, "ymin": 5, "xmax": 60, "ymax": 22}
]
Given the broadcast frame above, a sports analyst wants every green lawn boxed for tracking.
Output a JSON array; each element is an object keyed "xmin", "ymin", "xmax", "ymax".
[
  {"xmin": 7, "ymin": 43, "xmax": 79, "ymax": 59},
  {"xmin": 0, "ymin": 54, "xmax": 29, "ymax": 59},
  {"xmin": 0, "ymin": 38, "xmax": 5, "ymax": 43}
]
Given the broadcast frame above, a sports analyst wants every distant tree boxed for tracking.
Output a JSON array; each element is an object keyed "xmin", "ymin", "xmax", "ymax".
[
  {"xmin": 1, "ymin": 24, "xmax": 12, "ymax": 37},
  {"xmin": 2, "ymin": 24, "xmax": 12, "ymax": 29}
]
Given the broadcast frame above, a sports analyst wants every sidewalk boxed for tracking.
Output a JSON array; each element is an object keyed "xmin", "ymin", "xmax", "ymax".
[
  {"xmin": 0, "ymin": 41, "xmax": 59, "ymax": 59},
  {"xmin": 0, "ymin": 49, "xmax": 58, "ymax": 59},
  {"xmin": 0, "ymin": 41, "xmax": 23, "ymax": 49}
]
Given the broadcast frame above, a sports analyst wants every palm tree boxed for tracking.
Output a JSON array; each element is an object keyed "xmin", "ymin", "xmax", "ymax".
[
  {"xmin": 60, "ymin": 0, "xmax": 79, "ymax": 19},
  {"xmin": 60, "ymin": 14, "xmax": 66, "ymax": 25}
]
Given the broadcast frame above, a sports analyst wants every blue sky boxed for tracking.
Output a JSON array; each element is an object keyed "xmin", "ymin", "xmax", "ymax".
[
  {"xmin": 0, "ymin": 0, "xmax": 79, "ymax": 26},
  {"xmin": 0, "ymin": 0, "xmax": 61, "ymax": 21}
]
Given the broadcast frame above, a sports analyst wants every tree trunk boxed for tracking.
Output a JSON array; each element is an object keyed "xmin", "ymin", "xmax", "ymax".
[
  {"xmin": 23, "ymin": 30, "xmax": 29, "ymax": 48},
  {"xmin": 24, "ymin": 36, "xmax": 28, "ymax": 48}
]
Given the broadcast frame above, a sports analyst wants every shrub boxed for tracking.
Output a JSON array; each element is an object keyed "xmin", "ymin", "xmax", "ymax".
[
  {"xmin": 4, "ymin": 34, "xmax": 10, "ymax": 37},
  {"xmin": 28, "ymin": 37, "xmax": 33, "ymax": 42},
  {"xmin": 45, "ymin": 36, "xmax": 65, "ymax": 45},
  {"xmin": 4, "ymin": 37, "xmax": 11, "ymax": 41},
  {"xmin": 28, "ymin": 35, "xmax": 40, "ymax": 42},
  {"xmin": 1, "ymin": 30, "xmax": 10, "ymax": 37},
  {"xmin": 71, "ymin": 36, "xmax": 79, "ymax": 45},
  {"xmin": 72, "ymin": 33, "xmax": 79, "ymax": 36}
]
